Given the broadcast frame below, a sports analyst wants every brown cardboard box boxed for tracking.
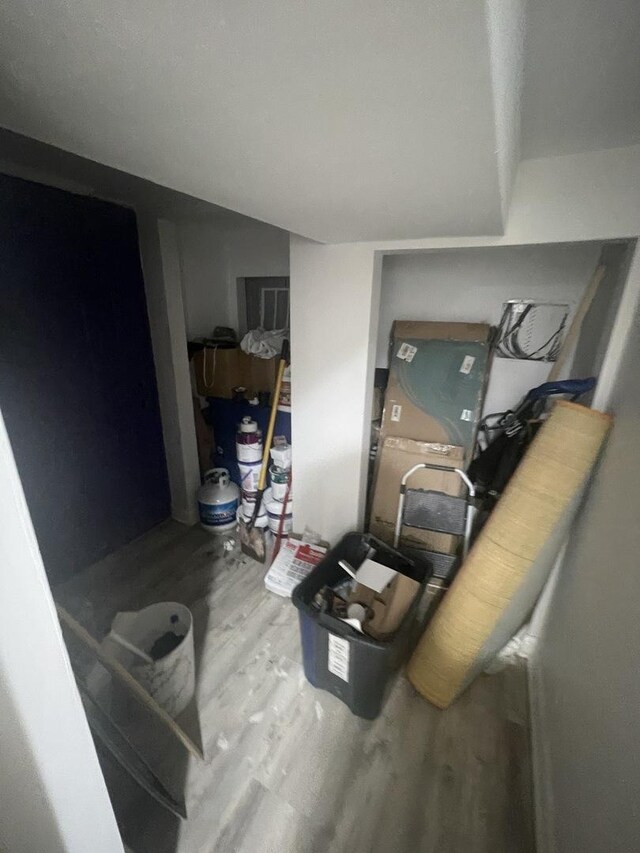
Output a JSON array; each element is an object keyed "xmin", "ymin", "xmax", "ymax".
[
  {"xmin": 380, "ymin": 321, "xmax": 492, "ymax": 461},
  {"xmin": 349, "ymin": 574, "xmax": 421, "ymax": 640},
  {"xmin": 369, "ymin": 437, "xmax": 465, "ymax": 553},
  {"xmin": 193, "ymin": 347, "xmax": 278, "ymax": 398}
]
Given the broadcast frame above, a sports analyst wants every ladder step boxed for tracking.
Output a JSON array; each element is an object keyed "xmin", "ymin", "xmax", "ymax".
[
  {"xmin": 402, "ymin": 489, "xmax": 467, "ymax": 535},
  {"xmin": 400, "ymin": 545, "xmax": 459, "ymax": 580}
]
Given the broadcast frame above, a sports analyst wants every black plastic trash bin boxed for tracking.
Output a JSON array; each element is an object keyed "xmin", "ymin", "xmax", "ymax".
[{"xmin": 291, "ymin": 532, "xmax": 430, "ymax": 719}]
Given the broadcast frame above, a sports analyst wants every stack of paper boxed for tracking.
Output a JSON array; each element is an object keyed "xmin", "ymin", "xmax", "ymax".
[{"xmin": 264, "ymin": 540, "xmax": 327, "ymax": 597}]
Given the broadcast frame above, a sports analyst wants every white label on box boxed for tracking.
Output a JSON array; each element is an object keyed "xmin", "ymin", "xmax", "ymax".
[
  {"xmin": 460, "ymin": 409, "xmax": 474, "ymax": 422},
  {"xmin": 327, "ymin": 633, "xmax": 350, "ymax": 682},
  {"xmin": 396, "ymin": 342, "xmax": 417, "ymax": 362},
  {"xmin": 390, "ymin": 404, "xmax": 402, "ymax": 422},
  {"xmin": 459, "ymin": 355, "xmax": 475, "ymax": 374}
]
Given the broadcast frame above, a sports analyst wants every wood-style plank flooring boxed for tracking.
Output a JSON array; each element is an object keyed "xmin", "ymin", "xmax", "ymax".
[{"xmin": 54, "ymin": 521, "xmax": 535, "ymax": 853}]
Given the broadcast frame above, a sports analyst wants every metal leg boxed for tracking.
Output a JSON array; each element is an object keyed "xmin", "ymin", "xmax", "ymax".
[{"xmin": 393, "ymin": 487, "xmax": 407, "ymax": 549}]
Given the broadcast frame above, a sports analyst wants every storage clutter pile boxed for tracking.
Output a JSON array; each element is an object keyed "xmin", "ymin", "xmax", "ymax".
[
  {"xmin": 292, "ymin": 302, "xmax": 611, "ymax": 719},
  {"xmin": 196, "ymin": 416, "xmax": 293, "ymax": 547},
  {"xmin": 369, "ymin": 321, "xmax": 493, "ymax": 586},
  {"xmin": 235, "ymin": 417, "xmax": 293, "ymax": 539},
  {"xmin": 193, "ymin": 308, "xmax": 612, "ymax": 721},
  {"xmin": 193, "ymin": 333, "xmax": 292, "ymax": 552}
]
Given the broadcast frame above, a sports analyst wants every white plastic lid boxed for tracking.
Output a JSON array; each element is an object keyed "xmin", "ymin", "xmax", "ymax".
[{"xmin": 239, "ymin": 416, "xmax": 259, "ymax": 434}]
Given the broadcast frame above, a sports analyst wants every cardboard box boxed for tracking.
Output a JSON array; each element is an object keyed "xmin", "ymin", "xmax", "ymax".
[
  {"xmin": 349, "ymin": 574, "xmax": 421, "ymax": 640},
  {"xmin": 381, "ymin": 321, "xmax": 492, "ymax": 461},
  {"xmin": 193, "ymin": 347, "xmax": 278, "ymax": 398},
  {"xmin": 369, "ymin": 436, "xmax": 465, "ymax": 553}
]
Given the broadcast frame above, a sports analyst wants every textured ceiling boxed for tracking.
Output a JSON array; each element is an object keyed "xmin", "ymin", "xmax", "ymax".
[
  {"xmin": 0, "ymin": 0, "xmax": 506, "ymax": 242},
  {"xmin": 522, "ymin": 0, "xmax": 640, "ymax": 158},
  {"xmin": 2, "ymin": 1, "xmax": 633, "ymax": 238}
]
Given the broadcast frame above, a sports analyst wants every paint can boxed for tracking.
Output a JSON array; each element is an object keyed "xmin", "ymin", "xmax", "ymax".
[
  {"xmin": 197, "ymin": 468, "xmax": 240, "ymax": 534},
  {"xmin": 238, "ymin": 459, "xmax": 262, "ymax": 498},
  {"xmin": 236, "ymin": 416, "xmax": 263, "ymax": 463},
  {"xmin": 264, "ymin": 488, "xmax": 293, "ymax": 535},
  {"xmin": 237, "ymin": 501, "xmax": 268, "ymax": 528},
  {"xmin": 269, "ymin": 465, "xmax": 292, "ymax": 502}
]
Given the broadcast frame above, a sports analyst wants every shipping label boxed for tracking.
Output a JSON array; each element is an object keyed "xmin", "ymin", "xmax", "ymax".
[
  {"xmin": 459, "ymin": 355, "xmax": 475, "ymax": 374},
  {"xmin": 327, "ymin": 633, "xmax": 350, "ymax": 682},
  {"xmin": 396, "ymin": 342, "xmax": 417, "ymax": 362}
]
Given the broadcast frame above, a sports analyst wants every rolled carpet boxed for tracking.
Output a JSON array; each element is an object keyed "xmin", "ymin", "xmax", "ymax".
[{"xmin": 407, "ymin": 401, "xmax": 612, "ymax": 709}]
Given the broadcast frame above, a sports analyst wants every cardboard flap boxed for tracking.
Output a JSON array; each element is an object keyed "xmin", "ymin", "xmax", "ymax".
[
  {"xmin": 353, "ymin": 574, "xmax": 420, "ymax": 640},
  {"xmin": 392, "ymin": 320, "xmax": 492, "ymax": 343}
]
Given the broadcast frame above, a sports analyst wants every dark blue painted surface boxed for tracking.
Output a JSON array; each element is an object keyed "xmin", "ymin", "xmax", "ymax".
[
  {"xmin": 206, "ymin": 397, "xmax": 291, "ymax": 486},
  {"xmin": 0, "ymin": 173, "xmax": 170, "ymax": 583}
]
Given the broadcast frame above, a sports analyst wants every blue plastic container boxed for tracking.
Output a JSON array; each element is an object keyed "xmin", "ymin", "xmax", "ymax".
[{"xmin": 291, "ymin": 532, "xmax": 430, "ymax": 719}]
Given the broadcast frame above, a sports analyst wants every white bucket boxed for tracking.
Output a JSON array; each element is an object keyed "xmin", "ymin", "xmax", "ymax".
[
  {"xmin": 238, "ymin": 460, "xmax": 261, "ymax": 495},
  {"xmin": 104, "ymin": 602, "xmax": 195, "ymax": 719},
  {"xmin": 264, "ymin": 488, "xmax": 293, "ymax": 534}
]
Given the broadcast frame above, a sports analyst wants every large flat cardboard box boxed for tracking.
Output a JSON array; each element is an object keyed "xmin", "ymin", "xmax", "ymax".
[
  {"xmin": 381, "ymin": 321, "xmax": 492, "ymax": 462},
  {"xmin": 369, "ymin": 437, "xmax": 465, "ymax": 553},
  {"xmin": 193, "ymin": 347, "xmax": 278, "ymax": 398}
]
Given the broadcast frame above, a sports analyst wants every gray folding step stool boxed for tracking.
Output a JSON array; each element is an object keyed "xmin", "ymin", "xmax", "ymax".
[{"xmin": 393, "ymin": 463, "xmax": 476, "ymax": 585}]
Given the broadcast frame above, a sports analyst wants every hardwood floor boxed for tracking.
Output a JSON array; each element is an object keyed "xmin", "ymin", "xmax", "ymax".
[{"xmin": 54, "ymin": 521, "xmax": 535, "ymax": 853}]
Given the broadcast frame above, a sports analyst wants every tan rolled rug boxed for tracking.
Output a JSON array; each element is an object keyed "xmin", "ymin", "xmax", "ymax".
[{"xmin": 407, "ymin": 401, "xmax": 612, "ymax": 709}]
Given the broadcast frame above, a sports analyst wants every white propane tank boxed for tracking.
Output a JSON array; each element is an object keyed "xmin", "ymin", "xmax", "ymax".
[{"xmin": 198, "ymin": 468, "xmax": 240, "ymax": 534}]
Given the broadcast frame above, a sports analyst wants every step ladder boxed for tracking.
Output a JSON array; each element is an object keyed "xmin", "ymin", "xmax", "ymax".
[{"xmin": 393, "ymin": 463, "xmax": 476, "ymax": 586}]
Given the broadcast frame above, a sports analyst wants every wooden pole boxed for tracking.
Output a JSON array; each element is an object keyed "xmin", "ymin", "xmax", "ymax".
[{"xmin": 547, "ymin": 264, "xmax": 607, "ymax": 382}]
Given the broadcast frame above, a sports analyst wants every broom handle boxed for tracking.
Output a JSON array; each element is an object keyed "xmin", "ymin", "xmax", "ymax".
[
  {"xmin": 258, "ymin": 344, "xmax": 289, "ymax": 491},
  {"xmin": 56, "ymin": 604, "xmax": 204, "ymax": 761}
]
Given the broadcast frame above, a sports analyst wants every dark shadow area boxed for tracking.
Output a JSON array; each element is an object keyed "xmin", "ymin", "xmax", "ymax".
[
  {"xmin": 54, "ymin": 520, "xmax": 215, "ymax": 853},
  {"xmin": 0, "ymin": 172, "xmax": 171, "ymax": 585}
]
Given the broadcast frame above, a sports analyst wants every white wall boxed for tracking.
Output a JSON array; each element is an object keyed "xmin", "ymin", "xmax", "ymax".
[
  {"xmin": 378, "ymin": 243, "xmax": 603, "ymax": 416},
  {"xmin": 290, "ymin": 238, "xmax": 381, "ymax": 542},
  {"xmin": 0, "ymin": 412, "xmax": 123, "ymax": 853},
  {"xmin": 178, "ymin": 218, "xmax": 290, "ymax": 340},
  {"xmin": 529, "ymin": 246, "xmax": 640, "ymax": 853},
  {"xmin": 570, "ymin": 242, "xmax": 631, "ymax": 383}
]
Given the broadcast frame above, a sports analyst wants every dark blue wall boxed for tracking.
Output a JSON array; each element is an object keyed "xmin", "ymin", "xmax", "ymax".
[{"xmin": 0, "ymin": 173, "xmax": 171, "ymax": 584}]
